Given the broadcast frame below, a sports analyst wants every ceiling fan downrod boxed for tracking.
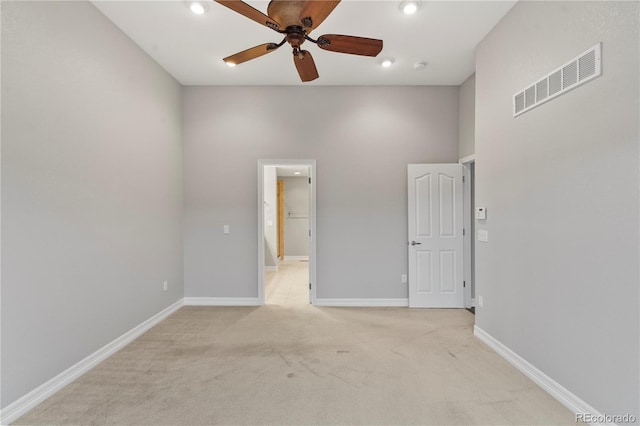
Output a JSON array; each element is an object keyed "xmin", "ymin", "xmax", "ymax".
[{"xmin": 292, "ymin": 47, "xmax": 305, "ymax": 60}]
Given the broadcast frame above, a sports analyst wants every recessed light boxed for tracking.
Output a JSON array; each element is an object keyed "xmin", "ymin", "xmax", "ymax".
[
  {"xmin": 378, "ymin": 57, "xmax": 395, "ymax": 68},
  {"xmin": 225, "ymin": 61, "xmax": 236, "ymax": 67},
  {"xmin": 399, "ymin": 1, "xmax": 421, "ymax": 15},
  {"xmin": 189, "ymin": 1, "xmax": 206, "ymax": 15},
  {"xmin": 294, "ymin": 171, "xmax": 302, "ymax": 175}
]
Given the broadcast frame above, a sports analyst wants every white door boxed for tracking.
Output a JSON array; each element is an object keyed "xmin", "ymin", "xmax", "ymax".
[{"xmin": 408, "ymin": 164, "xmax": 464, "ymax": 308}]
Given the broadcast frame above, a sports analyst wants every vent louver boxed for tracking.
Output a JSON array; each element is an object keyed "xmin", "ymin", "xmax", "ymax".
[
  {"xmin": 513, "ymin": 43, "xmax": 601, "ymax": 117},
  {"xmin": 549, "ymin": 70, "xmax": 562, "ymax": 96},
  {"xmin": 579, "ymin": 49, "xmax": 597, "ymax": 81},
  {"xmin": 562, "ymin": 61, "xmax": 578, "ymax": 88},
  {"xmin": 536, "ymin": 79, "xmax": 548, "ymax": 102},
  {"xmin": 515, "ymin": 92, "xmax": 525, "ymax": 114},
  {"xmin": 525, "ymin": 86, "xmax": 536, "ymax": 108}
]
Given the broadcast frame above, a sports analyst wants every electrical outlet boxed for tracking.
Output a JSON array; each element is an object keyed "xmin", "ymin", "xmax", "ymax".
[
  {"xmin": 478, "ymin": 295, "xmax": 484, "ymax": 308},
  {"xmin": 223, "ymin": 225, "xmax": 230, "ymax": 234},
  {"xmin": 401, "ymin": 274, "xmax": 407, "ymax": 283},
  {"xmin": 163, "ymin": 281, "xmax": 168, "ymax": 292}
]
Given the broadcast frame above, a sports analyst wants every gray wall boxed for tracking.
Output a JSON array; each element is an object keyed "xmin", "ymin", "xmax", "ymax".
[
  {"xmin": 458, "ymin": 73, "xmax": 476, "ymax": 159},
  {"xmin": 1, "ymin": 1, "xmax": 184, "ymax": 408},
  {"xmin": 475, "ymin": 1, "xmax": 638, "ymax": 418},
  {"xmin": 282, "ymin": 177, "xmax": 309, "ymax": 257},
  {"xmin": 183, "ymin": 86, "xmax": 459, "ymax": 299}
]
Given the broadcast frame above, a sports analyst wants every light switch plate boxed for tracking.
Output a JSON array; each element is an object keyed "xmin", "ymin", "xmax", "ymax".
[{"xmin": 478, "ymin": 229, "xmax": 488, "ymax": 242}]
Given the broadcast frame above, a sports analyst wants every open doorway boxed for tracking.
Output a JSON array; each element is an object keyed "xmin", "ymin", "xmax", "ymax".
[
  {"xmin": 461, "ymin": 156, "xmax": 476, "ymax": 312},
  {"xmin": 258, "ymin": 160, "xmax": 316, "ymax": 305}
]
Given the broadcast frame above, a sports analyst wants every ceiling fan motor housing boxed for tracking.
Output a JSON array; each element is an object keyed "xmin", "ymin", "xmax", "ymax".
[{"xmin": 285, "ymin": 26, "xmax": 306, "ymax": 49}]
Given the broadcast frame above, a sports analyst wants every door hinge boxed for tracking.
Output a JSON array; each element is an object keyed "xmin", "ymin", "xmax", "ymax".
[
  {"xmin": 463, "ymin": 280, "xmax": 466, "ymax": 288},
  {"xmin": 463, "ymin": 228, "xmax": 466, "ymax": 236},
  {"xmin": 309, "ymin": 177, "xmax": 311, "ymax": 184},
  {"xmin": 462, "ymin": 175, "xmax": 465, "ymax": 183},
  {"xmin": 309, "ymin": 229, "xmax": 311, "ymax": 237},
  {"xmin": 309, "ymin": 283, "xmax": 312, "ymax": 290}
]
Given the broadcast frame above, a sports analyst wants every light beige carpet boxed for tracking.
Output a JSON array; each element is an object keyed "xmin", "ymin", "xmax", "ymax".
[{"xmin": 15, "ymin": 261, "xmax": 575, "ymax": 425}]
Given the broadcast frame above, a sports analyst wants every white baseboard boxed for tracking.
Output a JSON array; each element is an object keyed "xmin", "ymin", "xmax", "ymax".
[
  {"xmin": 283, "ymin": 256, "xmax": 309, "ymax": 261},
  {"xmin": 0, "ymin": 299, "xmax": 184, "ymax": 425},
  {"xmin": 183, "ymin": 297, "xmax": 261, "ymax": 306},
  {"xmin": 473, "ymin": 326, "xmax": 606, "ymax": 425},
  {"xmin": 314, "ymin": 298, "xmax": 409, "ymax": 307},
  {"xmin": 264, "ymin": 266, "xmax": 278, "ymax": 271}
]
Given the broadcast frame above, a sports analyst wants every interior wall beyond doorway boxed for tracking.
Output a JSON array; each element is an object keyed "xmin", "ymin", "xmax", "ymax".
[
  {"xmin": 281, "ymin": 176, "xmax": 310, "ymax": 258},
  {"xmin": 263, "ymin": 166, "xmax": 278, "ymax": 269}
]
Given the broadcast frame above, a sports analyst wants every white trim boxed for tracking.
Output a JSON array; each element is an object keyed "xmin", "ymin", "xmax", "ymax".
[
  {"xmin": 264, "ymin": 266, "xmax": 278, "ymax": 272},
  {"xmin": 458, "ymin": 154, "xmax": 476, "ymax": 164},
  {"xmin": 473, "ymin": 326, "xmax": 607, "ymax": 425},
  {"xmin": 183, "ymin": 297, "xmax": 261, "ymax": 306},
  {"xmin": 462, "ymin": 164, "xmax": 472, "ymax": 309},
  {"xmin": 314, "ymin": 298, "xmax": 409, "ymax": 307},
  {"xmin": 283, "ymin": 256, "xmax": 309, "ymax": 261},
  {"xmin": 0, "ymin": 299, "xmax": 184, "ymax": 425}
]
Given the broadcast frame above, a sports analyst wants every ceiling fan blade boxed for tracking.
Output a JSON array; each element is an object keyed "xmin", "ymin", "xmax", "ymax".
[
  {"xmin": 299, "ymin": 0, "xmax": 341, "ymax": 32},
  {"xmin": 293, "ymin": 50, "xmax": 319, "ymax": 82},
  {"xmin": 215, "ymin": 0, "xmax": 282, "ymax": 31},
  {"xmin": 223, "ymin": 42, "xmax": 282, "ymax": 66},
  {"xmin": 317, "ymin": 34, "xmax": 383, "ymax": 57}
]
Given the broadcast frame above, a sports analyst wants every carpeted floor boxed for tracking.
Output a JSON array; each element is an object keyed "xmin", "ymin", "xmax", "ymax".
[{"xmin": 15, "ymin": 261, "xmax": 575, "ymax": 425}]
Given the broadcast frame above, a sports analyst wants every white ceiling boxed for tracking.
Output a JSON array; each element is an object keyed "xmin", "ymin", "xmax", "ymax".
[{"xmin": 92, "ymin": 0, "xmax": 516, "ymax": 86}]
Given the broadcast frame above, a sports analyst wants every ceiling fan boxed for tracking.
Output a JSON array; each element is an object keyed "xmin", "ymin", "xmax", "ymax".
[{"xmin": 214, "ymin": 0, "xmax": 384, "ymax": 82}]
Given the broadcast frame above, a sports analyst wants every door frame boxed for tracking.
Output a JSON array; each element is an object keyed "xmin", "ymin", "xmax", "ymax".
[
  {"xmin": 257, "ymin": 159, "xmax": 317, "ymax": 305},
  {"xmin": 459, "ymin": 155, "xmax": 475, "ymax": 309},
  {"xmin": 277, "ymin": 179, "xmax": 284, "ymax": 259}
]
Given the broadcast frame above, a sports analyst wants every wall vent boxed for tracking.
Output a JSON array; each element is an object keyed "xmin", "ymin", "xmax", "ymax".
[{"xmin": 513, "ymin": 43, "xmax": 601, "ymax": 117}]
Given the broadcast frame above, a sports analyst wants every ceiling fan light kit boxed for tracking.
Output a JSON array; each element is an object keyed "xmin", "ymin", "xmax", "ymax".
[{"xmin": 214, "ymin": 0, "xmax": 384, "ymax": 82}]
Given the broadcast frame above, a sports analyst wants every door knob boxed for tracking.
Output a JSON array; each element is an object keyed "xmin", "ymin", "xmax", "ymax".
[{"xmin": 411, "ymin": 241, "xmax": 422, "ymax": 246}]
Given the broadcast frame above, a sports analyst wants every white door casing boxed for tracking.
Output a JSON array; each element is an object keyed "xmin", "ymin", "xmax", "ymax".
[
  {"xmin": 462, "ymin": 164, "xmax": 472, "ymax": 308},
  {"xmin": 408, "ymin": 164, "xmax": 464, "ymax": 308},
  {"xmin": 258, "ymin": 159, "xmax": 317, "ymax": 305}
]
